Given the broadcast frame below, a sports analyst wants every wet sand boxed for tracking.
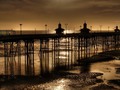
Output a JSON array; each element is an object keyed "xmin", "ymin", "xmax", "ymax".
[
  {"xmin": 0, "ymin": 50, "xmax": 120, "ymax": 90},
  {"xmin": 77, "ymin": 50, "xmax": 120, "ymax": 64},
  {"xmin": 0, "ymin": 72, "xmax": 104, "ymax": 90}
]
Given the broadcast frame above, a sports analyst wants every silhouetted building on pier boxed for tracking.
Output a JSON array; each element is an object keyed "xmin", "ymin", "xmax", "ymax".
[
  {"xmin": 55, "ymin": 23, "xmax": 64, "ymax": 34},
  {"xmin": 80, "ymin": 22, "xmax": 90, "ymax": 34},
  {"xmin": 114, "ymin": 26, "xmax": 120, "ymax": 32}
]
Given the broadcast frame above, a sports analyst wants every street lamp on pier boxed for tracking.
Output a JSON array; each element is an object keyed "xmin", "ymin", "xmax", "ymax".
[
  {"xmin": 20, "ymin": 24, "xmax": 22, "ymax": 35},
  {"xmin": 45, "ymin": 24, "xmax": 47, "ymax": 34},
  {"xmin": 100, "ymin": 25, "xmax": 102, "ymax": 32},
  {"xmin": 108, "ymin": 26, "xmax": 110, "ymax": 32}
]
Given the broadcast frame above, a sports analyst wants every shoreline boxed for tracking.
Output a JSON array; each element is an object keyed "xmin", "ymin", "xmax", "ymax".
[
  {"xmin": 0, "ymin": 71, "xmax": 104, "ymax": 90},
  {"xmin": 77, "ymin": 50, "xmax": 120, "ymax": 64}
]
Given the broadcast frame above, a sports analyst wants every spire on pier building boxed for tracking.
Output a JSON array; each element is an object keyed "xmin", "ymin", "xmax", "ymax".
[
  {"xmin": 114, "ymin": 26, "xmax": 120, "ymax": 32},
  {"xmin": 55, "ymin": 23, "xmax": 64, "ymax": 34},
  {"xmin": 80, "ymin": 22, "xmax": 90, "ymax": 34}
]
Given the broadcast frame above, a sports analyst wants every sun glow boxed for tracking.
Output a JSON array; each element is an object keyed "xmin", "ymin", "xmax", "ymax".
[
  {"xmin": 53, "ymin": 79, "xmax": 66, "ymax": 90},
  {"xmin": 64, "ymin": 29, "xmax": 74, "ymax": 34}
]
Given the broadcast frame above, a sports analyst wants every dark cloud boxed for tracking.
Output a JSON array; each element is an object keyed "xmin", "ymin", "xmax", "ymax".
[
  {"xmin": 0, "ymin": 0, "xmax": 120, "ymax": 30},
  {"xmin": 0, "ymin": 0, "xmax": 120, "ymax": 14}
]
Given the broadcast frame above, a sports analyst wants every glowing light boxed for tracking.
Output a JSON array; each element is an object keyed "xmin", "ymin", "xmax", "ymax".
[
  {"xmin": 60, "ymin": 79, "xmax": 65, "ymax": 83},
  {"xmin": 60, "ymin": 51, "xmax": 69, "ymax": 55},
  {"xmin": 59, "ymin": 56, "xmax": 67, "ymax": 59},
  {"xmin": 64, "ymin": 30, "xmax": 74, "ymax": 34},
  {"xmin": 54, "ymin": 85, "xmax": 64, "ymax": 90},
  {"xmin": 54, "ymin": 79, "xmax": 65, "ymax": 90}
]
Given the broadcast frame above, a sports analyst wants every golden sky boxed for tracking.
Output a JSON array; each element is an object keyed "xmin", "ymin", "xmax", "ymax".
[{"xmin": 0, "ymin": 0, "xmax": 120, "ymax": 31}]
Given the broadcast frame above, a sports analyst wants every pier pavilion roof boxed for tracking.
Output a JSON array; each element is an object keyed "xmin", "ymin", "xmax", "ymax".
[
  {"xmin": 55, "ymin": 23, "xmax": 64, "ymax": 35},
  {"xmin": 114, "ymin": 26, "xmax": 120, "ymax": 32},
  {"xmin": 80, "ymin": 22, "xmax": 90, "ymax": 34}
]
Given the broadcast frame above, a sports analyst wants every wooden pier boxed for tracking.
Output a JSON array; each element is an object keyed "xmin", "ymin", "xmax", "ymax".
[{"xmin": 0, "ymin": 23, "xmax": 120, "ymax": 76}]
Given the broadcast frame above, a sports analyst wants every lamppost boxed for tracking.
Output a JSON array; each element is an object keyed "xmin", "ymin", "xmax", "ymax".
[
  {"xmin": 20, "ymin": 24, "xmax": 22, "ymax": 35},
  {"xmin": 100, "ymin": 25, "xmax": 102, "ymax": 32},
  {"xmin": 108, "ymin": 26, "xmax": 110, "ymax": 32},
  {"xmin": 45, "ymin": 24, "xmax": 47, "ymax": 34}
]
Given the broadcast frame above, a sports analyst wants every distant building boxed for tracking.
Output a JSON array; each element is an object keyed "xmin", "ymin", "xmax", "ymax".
[
  {"xmin": 114, "ymin": 26, "xmax": 120, "ymax": 32},
  {"xmin": 55, "ymin": 23, "xmax": 64, "ymax": 34},
  {"xmin": 0, "ymin": 30, "xmax": 15, "ymax": 35},
  {"xmin": 15, "ymin": 30, "xmax": 47, "ymax": 35},
  {"xmin": 80, "ymin": 22, "xmax": 90, "ymax": 34}
]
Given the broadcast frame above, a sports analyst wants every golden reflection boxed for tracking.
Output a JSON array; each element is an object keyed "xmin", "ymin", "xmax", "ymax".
[
  {"xmin": 59, "ymin": 51, "xmax": 68, "ymax": 59},
  {"xmin": 64, "ymin": 30, "xmax": 74, "ymax": 34},
  {"xmin": 59, "ymin": 56, "xmax": 67, "ymax": 59},
  {"xmin": 60, "ymin": 51, "xmax": 69, "ymax": 55},
  {"xmin": 60, "ymin": 38, "xmax": 67, "ymax": 42},
  {"xmin": 54, "ymin": 85, "xmax": 64, "ymax": 90},
  {"xmin": 60, "ymin": 79, "xmax": 65, "ymax": 83},
  {"xmin": 53, "ymin": 79, "xmax": 66, "ymax": 90}
]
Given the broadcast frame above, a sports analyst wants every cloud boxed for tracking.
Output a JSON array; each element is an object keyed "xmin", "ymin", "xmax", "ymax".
[
  {"xmin": 0, "ymin": 0, "xmax": 120, "ymax": 13},
  {"xmin": 0, "ymin": 0, "xmax": 120, "ymax": 28}
]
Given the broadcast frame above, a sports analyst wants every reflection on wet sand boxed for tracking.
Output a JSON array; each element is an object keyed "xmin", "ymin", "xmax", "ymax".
[
  {"xmin": 0, "ymin": 39, "xmax": 120, "ymax": 90},
  {"xmin": 0, "ymin": 59, "xmax": 120, "ymax": 90}
]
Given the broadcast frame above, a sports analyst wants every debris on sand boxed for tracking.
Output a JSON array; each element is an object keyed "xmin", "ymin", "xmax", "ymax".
[
  {"xmin": 89, "ymin": 84, "xmax": 119, "ymax": 90},
  {"xmin": 65, "ymin": 72, "xmax": 103, "ymax": 79},
  {"xmin": 115, "ymin": 68, "xmax": 120, "ymax": 74},
  {"xmin": 65, "ymin": 72, "xmax": 103, "ymax": 88},
  {"xmin": 108, "ymin": 79, "xmax": 120, "ymax": 88}
]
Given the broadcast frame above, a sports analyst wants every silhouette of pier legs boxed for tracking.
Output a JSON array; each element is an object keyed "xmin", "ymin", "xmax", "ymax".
[
  {"xmin": 2, "ymin": 33, "xmax": 120, "ymax": 77},
  {"xmin": 17, "ymin": 41, "xmax": 21, "ymax": 75},
  {"xmin": 24, "ymin": 40, "xmax": 35, "ymax": 76},
  {"xmin": 4, "ymin": 42, "xmax": 9, "ymax": 75}
]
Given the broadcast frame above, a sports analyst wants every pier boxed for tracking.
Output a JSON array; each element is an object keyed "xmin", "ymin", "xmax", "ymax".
[{"xmin": 0, "ymin": 23, "xmax": 120, "ymax": 76}]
